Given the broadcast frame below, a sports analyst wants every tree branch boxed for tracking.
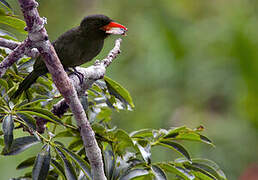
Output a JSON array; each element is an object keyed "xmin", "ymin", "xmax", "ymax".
[
  {"xmin": 53, "ymin": 38, "xmax": 122, "ymax": 116},
  {"xmin": 0, "ymin": 39, "xmax": 29, "ymax": 77},
  {"xmin": 17, "ymin": 0, "xmax": 106, "ymax": 179},
  {"xmin": 0, "ymin": 38, "xmax": 39, "ymax": 58}
]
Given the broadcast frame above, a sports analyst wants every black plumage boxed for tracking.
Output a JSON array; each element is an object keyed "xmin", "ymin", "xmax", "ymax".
[{"xmin": 13, "ymin": 14, "xmax": 127, "ymax": 98}]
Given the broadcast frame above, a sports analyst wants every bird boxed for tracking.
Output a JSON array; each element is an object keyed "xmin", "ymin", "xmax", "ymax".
[{"xmin": 12, "ymin": 14, "xmax": 127, "ymax": 98}]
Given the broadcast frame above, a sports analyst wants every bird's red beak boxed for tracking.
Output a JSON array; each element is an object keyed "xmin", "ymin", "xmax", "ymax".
[{"xmin": 101, "ymin": 22, "xmax": 128, "ymax": 35}]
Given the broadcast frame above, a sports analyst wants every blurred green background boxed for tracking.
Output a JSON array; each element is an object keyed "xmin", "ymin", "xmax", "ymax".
[{"xmin": 1, "ymin": 0, "xmax": 258, "ymax": 179}]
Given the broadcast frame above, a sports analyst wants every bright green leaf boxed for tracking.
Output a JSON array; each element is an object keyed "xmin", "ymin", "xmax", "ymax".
[
  {"xmin": 114, "ymin": 129, "xmax": 134, "ymax": 156},
  {"xmin": 0, "ymin": 15, "xmax": 26, "ymax": 34},
  {"xmin": 104, "ymin": 76, "xmax": 135, "ymax": 109},
  {"xmin": 0, "ymin": 79, "xmax": 8, "ymax": 90},
  {"xmin": 0, "ymin": 138, "xmax": 4, "ymax": 146},
  {"xmin": 0, "ymin": 0, "xmax": 12, "ymax": 15}
]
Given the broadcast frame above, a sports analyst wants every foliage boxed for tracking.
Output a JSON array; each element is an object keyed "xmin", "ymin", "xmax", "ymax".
[{"xmin": 0, "ymin": 2, "xmax": 227, "ymax": 180}]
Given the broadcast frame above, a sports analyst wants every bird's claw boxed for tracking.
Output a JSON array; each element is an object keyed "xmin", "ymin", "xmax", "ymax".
[{"xmin": 72, "ymin": 67, "xmax": 84, "ymax": 84}]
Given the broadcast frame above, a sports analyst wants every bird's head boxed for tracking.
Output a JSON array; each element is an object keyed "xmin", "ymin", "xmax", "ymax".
[{"xmin": 80, "ymin": 14, "xmax": 128, "ymax": 38}]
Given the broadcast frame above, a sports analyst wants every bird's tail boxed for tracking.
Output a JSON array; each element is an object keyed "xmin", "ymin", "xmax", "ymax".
[{"xmin": 12, "ymin": 70, "xmax": 43, "ymax": 99}]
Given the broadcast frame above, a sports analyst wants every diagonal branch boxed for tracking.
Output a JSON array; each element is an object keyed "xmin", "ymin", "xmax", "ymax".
[
  {"xmin": 0, "ymin": 38, "xmax": 39, "ymax": 58},
  {"xmin": 0, "ymin": 39, "xmax": 29, "ymax": 77},
  {"xmin": 17, "ymin": 0, "xmax": 106, "ymax": 179},
  {"xmin": 53, "ymin": 38, "xmax": 122, "ymax": 117}
]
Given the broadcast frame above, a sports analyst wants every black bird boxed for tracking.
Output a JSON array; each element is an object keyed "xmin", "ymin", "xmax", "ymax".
[{"xmin": 13, "ymin": 14, "xmax": 127, "ymax": 98}]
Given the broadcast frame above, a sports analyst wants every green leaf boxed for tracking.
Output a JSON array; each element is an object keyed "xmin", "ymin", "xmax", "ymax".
[
  {"xmin": 104, "ymin": 150, "xmax": 115, "ymax": 180},
  {"xmin": 192, "ymin": 159, "xmax": 227, "ymax": 180},
  {"xmin": 0, "ymin": 0, "xmax": 12, "ymax": 15},
  {"xmin": 16, "ymin": 112, "xmax": 36, "ymax": 130},
  {"xmin": 0, "ymin": 15, "xmax": 26, "ymax": 34},
  {"xmin": 2, "ymin": 136, "xmax": 39, "ymax": 155},
  {"xmin": 192, "ymin": 171, "xmax": 214, "ymax": 180},
  {"xmin": 158, "ymin": 163, "xmax": 194, "ymax": 180},
  {"xmin": 55, "ymin": 147, "xmax": 77, "ymax": 180},
  {"xmin": 158, "ymin": 140, "xmax": 191, "ymax": 161},
  {"xmin": 130, "ymin": 129, "xmax": 153, "ymax": 138},
  {"xmin": 136, "ymin": 143, "xmax": 151, "ymax": 164},
  {"xmin": 200, "ymin": 135, "xmax": 213, "ymax": 145},
  {"xmin": 60, "ymin": 146, "xmax": 92, "ymax": 179},
  {"xmin": 16, "ymin": 156, "xmax": 36, "ymax": 170},
  {"xmin": 15, "ymin": 98, "xmax": 45, "ymax": 109},
  {"xmin": 120, "ymin": 169, "xmax": 149, "ymax": 180},
  {"xmin": 184, "ymin": 162, "xmax": 217, "ymax": 180},
  {"xmin": 68, "ymin": 138, "xmax": 83, "ymax": 150},
  {"xmin": 164, "ymin": 126, "xmax": 213, "ymax": 145},
  {"xmin": 18, "ymin": 108, "xmax": 63, "ymax": 125},
  {"xmin": 0, "ymin": 138, "xmax": 4, "ymax": 146},
  {"xmin": 2, "ymin": 115, "xmax": 14, "ymax": 150},
  {"xmin": 0, "ymin": 0, "xmax": 12, "ymax": 10},
  {"xmin": 32, "ymin": 145, "xmax": 51, "ymax": 180},
  {"xmin": 104, "ymin": 76, "xmax": 135, "ymax": 109},
  {"xmin": 114, "ymin": 129, "xmax": 134, "ymax": 156},
  {"xmin": 151, "ymin": 165, "xmax": 167, "ymax": 180},
  {"xmin": 0, "ymin": 79, "xmax": 8, "ymax": 90},
  {"xmin": 0, "ymin": 34, "xmax": 17, "ymax": 41},
  {"xmin": 37, "ymin": 76, "xmax": 53, "ymax": 91},
  {"xmin": 51, "ymin": 159, "xmax": 66, "ymax": 180},
  {"xmin": 54, "ymin": 130, "xmax": 75, "ymax": 138}
]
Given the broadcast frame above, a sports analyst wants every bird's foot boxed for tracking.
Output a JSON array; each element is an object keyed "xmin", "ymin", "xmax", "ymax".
[{"xmin": 72, "ymin": 67, "xmax": 84, "ymax": 84}]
